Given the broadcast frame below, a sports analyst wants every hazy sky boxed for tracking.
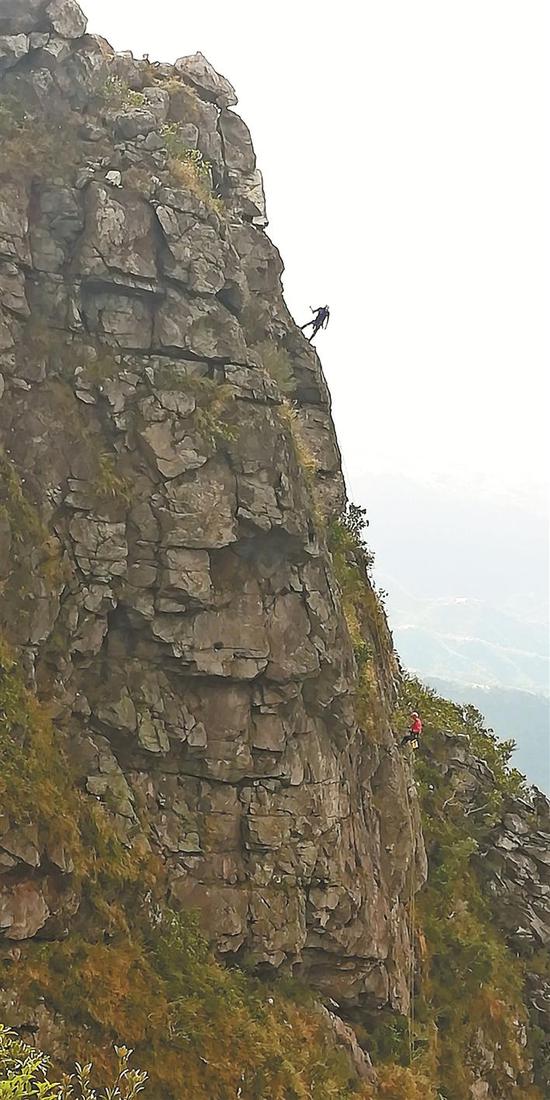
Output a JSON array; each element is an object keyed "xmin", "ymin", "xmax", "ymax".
[{"xmin": 86, "ymin": 0, "xmax": 547, "ymax": 498}]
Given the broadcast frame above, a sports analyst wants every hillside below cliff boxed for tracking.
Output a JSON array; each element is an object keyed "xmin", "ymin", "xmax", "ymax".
[{"xmin": 0, "ymin": 3, "xmax": 548, "ymax": 1099}]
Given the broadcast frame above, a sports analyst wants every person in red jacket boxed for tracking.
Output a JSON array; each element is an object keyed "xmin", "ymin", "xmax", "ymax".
[{"xmin": 401, "ymin": 711, "xmax": 422, "ymax": 748}]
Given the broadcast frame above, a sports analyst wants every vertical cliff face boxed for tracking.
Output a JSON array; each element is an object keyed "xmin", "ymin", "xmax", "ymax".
[
  {"xmin": 2, "ymin": 7, "xmax": 547, "ymax": 1099},
  {"xmin": 0, "ymin": 0, "xmax": 425, "ymax": 1033}
]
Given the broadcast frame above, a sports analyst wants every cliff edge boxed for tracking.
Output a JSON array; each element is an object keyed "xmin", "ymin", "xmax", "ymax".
[
  {"xmin": 0, "ymin": 4, "xmax": 547, "ymax": 1099},
  {"xmin": 0, "ymin": 0, "xmax": 422, "ymax": 1032}
]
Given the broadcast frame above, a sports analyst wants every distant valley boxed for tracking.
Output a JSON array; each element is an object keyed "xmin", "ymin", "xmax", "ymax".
[
  {"xmin": 425, "ymin": 679, "xmax": 549, "ymax": 794},
  {"xmin": 360, "ymin": 471, "xmax": 549, "ymax": 791}
]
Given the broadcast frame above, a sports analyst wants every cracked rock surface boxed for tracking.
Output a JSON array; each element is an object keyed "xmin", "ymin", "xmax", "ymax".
[{"xmin": 0, "ymin": 0, "xmax": 426, "ymax": 1017}]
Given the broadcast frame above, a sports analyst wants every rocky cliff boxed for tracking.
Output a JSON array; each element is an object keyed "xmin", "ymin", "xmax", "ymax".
[
  {"xmin": 0, "ymin": 0, "xmax": 423, "ymax": 1030},
  {"xmin": 0, "ymin": 3, "xmax": 547, "ymax": 1099},
  {"xmin": 412, "ymin": 710, "xmax": 550, "ymax": 1099}
]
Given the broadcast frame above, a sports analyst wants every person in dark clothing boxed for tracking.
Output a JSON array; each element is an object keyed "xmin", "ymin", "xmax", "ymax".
[
  {"xmin": 401, "ymin": 712, "xmax": 422, "ymax": 748},
  {"xmin": 300, "ymin": 305, "xmax": 330, "ymax": 340}
]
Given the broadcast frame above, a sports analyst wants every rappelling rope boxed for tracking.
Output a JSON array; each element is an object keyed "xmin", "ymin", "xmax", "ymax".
[{"xmin": 405, "ymin": 749, "xmax": 417, "ymax": 1067}]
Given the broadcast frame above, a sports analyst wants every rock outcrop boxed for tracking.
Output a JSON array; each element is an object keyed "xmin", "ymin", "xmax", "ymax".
[
  {"xmin": 2, "ymin": 5, "xmax": 547, "ymax": 1098},
  {"xmin": 425, "ymin": 729, "xmax": 550, "ymax": 1096},
  {"xmin": 0, "ymin": 0, "xmax": 425, "ymax": 1021},
  {"xmin": 483, "ymin": 786, "xmax": 550, "ymax": 1093}
]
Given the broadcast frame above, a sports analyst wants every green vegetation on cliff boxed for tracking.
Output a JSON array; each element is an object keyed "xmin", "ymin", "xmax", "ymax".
[
  {"xmin": 329, "ymin": 510, "xmax": 544, "ymax": 1100},
  {"xmin": 5, "ymin": 499, "xmax": 540, "ymax": 1100},
  {"xmin": 0, "ymin": 652, "xmax": 364, "ymax": 1098},
  {"xmin": 0, "ymin": 6, "xmax": 546, "ymax": 1097},
  {"xmin": 396, "ymin": 680, "xmax": 538, "ymax": 1099}
]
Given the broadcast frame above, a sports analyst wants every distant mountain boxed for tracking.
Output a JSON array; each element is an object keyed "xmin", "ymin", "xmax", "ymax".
[
  {"xmin": 355, "ymin": 470, "xmax": 549, "ymax": 789},
  {"xmin": 381, "ymin": 578, "xmax": 549, "ymax": 695},
  {"xmin": 426, "ymin": 678, "xmax": 550, "ymax": 793}
]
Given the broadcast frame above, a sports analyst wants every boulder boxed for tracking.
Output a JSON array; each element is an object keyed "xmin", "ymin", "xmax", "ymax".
[
  {"xmin": 219, "ymin": 109, "xmax": 256, "ymax": 174},
  {"xmin": 0, "ymin": 33, "xmax": 29, "ymax": 73},
  {"xmin": 0, "ymin": 0, "xmax": 46, "ymax": 35},
  {"xmin": 68, "ymin": 517, "xmax": 128, "ymax": 579},
  {"xmin": 46, "ymin": 0, "xmax": 86, "ymax": 38},
  {"xmin": 154, "ymin": 289, "xmax": 247, "ymax": 362},
  {"xmin": 141, "ymin": 86, "xmax": 169, "ymax": 123},
  {"xmin": 174, "ymin": 51, "xmax": 237, "ymax": 108},
  {"xmin": 78, "ymin": 183, "xmax": 158, "ymax": 282},
  {"xmin": 227, "ymin": 168, "xmax": 268, "ymax": 226},
  {"xmin": 112, "ymin": 107, "xmax": 158, "ymax": 140},
  {"xmin": 160, "ymin": 548, "xmax": 212, "ymax": 605},
  {"xmin": 0, "ymin": 881, "xmax": 50, "ymax": 940}
]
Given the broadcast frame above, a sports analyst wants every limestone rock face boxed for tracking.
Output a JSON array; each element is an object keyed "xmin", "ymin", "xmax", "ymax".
[
  {"xmin": 0, "ymin": 0, "xmax": 46, "ymax": 34},
  {"xmin": 483, "ymin": 789, "xmax": 550, "ymax": 953},
  {"xmin": 46, "ymin": 0, "xmax": 87, "ymax": 39},
  {"xmin": 174, "ymin": 51, "xmax": 238, "ymax": 109},
  {"xmin": 0, "ymin": 0, "xmax": 86, "ymax": 35},
  {"xmin": 0, "ymin": 0, "xmax": 424, "ymax": 1021},
  {"xmin": 484, "ymin": 788, "xmax": 550, "ymax": 1094},
  {"xmin": 426, "ymin": 731, "xmax": 550, "ymax": 1096}
]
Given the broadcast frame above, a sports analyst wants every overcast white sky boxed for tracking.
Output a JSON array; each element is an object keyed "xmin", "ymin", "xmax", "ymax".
[{"xmin": 86, "ymin": 0, "xmax": 548, "ymax": 502}]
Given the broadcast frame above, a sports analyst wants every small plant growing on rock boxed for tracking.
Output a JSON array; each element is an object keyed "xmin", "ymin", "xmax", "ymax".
[
  {"xmin": 160, "ymin": 124, "xmax": 207, "ymax": 168},
  {"xmin": 0, "ymin": 1024, "xmax": 57, "ymax": 1100},
  {"xmin": 61, "ymin": 1045, "xmax": 148, "ymax": 1100},
  {"xmin": 191, "ymin": 379, "xmax": 238, "ymax": 449},
  {"xmin": 95, "ymin": 455, "xmax": 132, "ymax": 504},
  {"xmin": 101, "ymin": 76, "xmax": 147, "ymax": 110},
  {"xmin": 160, "ymin": 124, "xmax": 224, "ymax": 215},
  {"xmin": 277, "ymin": 402, "xmax": 318, "ymax": 481}
]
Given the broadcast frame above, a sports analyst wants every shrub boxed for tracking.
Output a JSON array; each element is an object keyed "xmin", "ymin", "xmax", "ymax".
[
  {"xmin": 328, "ymin": 505, "xmax": 377, "ymax": 659},
  {"xmin": 393, "ymin": 676, "xmax": 536, "ymax": 1098},
  {"xmin": 329, "ymin": 503, "xmax": 374, "ymax": 570},
  {"xmin": 7, "ymin": 904, "xmax": 377, "ymax": 1100},
  {"xmin": 0, "ymin": 1025, "xmax": 147, "ymax": 1100},
  {"xmin": 101, "ymin": 76, "xmax": 147, "ymax": 110}
]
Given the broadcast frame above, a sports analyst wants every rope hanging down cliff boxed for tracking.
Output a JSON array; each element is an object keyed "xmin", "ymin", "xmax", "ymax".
[{"xmin": 404, "ymin": 750, "xmax": 418, "ymax": 1068}]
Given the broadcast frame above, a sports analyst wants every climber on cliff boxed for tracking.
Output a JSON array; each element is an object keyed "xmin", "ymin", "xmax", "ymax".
[
  {"xmin": 401, "ymin": 711, "xmax": 422, "ymax": 749},
  {"xmin": 300, "ymin": 305, "xmax": 330, "ymax": 341}
]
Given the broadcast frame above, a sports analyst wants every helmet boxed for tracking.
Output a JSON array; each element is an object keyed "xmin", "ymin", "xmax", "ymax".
[{"xmin": 411, "ymin": 711, "xmax": 419, "ymax": 718}]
